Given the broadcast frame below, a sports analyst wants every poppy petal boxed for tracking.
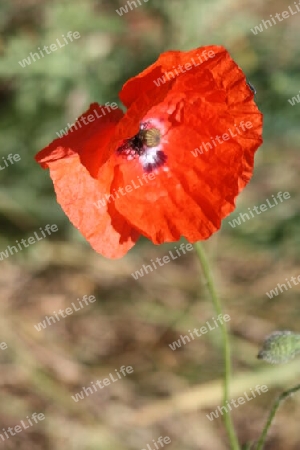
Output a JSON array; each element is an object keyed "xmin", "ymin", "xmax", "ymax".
[
  {"xmin": 47, "ymin": 155, "xmax": 139, "ymax": 258},
  {"xmin": 35, "ymin": 103, "xmax": 140, "ymax": 258},
  {"xmin": 36, "ymin": 103, "xmax": 124, "ymax": 177},
  {"xmin": 111, "ymin": 47, "xmax": 263, "ymax": 244},
  {"xmin": 35, "ymin": 46, "xmax": 263, "ymax": 258},
  {"xmin": 119, "ymin": 45, "xmax": 225, "ymax": 108}
]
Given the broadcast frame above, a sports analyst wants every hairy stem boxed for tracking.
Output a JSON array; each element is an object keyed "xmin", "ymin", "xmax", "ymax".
[
  {"xmin": 194, "ymin": 242, "xmax": 240, "ymax": 450},
  {"xmin": 255, "ymin": 384, "xmax": 300, "ymax": 450}
]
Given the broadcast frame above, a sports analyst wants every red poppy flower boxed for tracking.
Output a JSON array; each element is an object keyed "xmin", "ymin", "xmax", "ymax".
[{"xmin": 35, "ymin": 45, "xmax": 263, "ymax": 259}]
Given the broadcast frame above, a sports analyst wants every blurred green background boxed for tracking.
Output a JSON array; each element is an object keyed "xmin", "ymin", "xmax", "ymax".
[{"xmin": 0, "ymin": 0, "xmax": 299, "ymax": 449}]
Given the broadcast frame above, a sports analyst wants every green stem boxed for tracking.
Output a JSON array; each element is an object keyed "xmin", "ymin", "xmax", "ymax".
[
  {"xmin": 194, "ymin": 242, "xmax": 240, "ymax": 450},
  {"xmin": 255, "ymin": 384, "xmax": 300, "ymax": 450}
]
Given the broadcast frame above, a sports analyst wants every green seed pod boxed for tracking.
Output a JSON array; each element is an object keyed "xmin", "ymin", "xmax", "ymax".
[
  {"xmin": 257, "ymin": 331, "xmax": 300, "ymax": 364},
  {"xmin": 140, "ymin": 128, "xmax": 161, "ymax": 147}
]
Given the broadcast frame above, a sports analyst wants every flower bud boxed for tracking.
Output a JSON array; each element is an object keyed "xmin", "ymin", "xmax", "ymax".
[{"xmin": 257, "ymin": 331, "xmax": 300, "ymax": 364}]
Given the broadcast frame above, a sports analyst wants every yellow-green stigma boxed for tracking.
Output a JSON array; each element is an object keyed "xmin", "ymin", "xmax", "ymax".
[{"xmin": 139, "ymin": 128, "xmax": 161, "ymax": 148}]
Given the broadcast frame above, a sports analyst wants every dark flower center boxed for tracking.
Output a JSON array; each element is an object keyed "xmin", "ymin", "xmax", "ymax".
[{"xmin": 116, "ymin": 124, "xmax": 167, "ymax": 172}]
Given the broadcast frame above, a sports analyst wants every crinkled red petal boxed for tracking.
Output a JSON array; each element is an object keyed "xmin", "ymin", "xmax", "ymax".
[
  {"xmin": 112, "ymin": 46, "xmax": 263, "ymax": 244},
  {"xmin": 120, "ymin": 45, "xmax": 225, "ymax": 108},
  {"xmin": 35, "ymin": 46, "xmax": 263, "ymax": 257},
  {"xmin": 35, "ymin": 103, "xmax": 140, "ymax": 258}
]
